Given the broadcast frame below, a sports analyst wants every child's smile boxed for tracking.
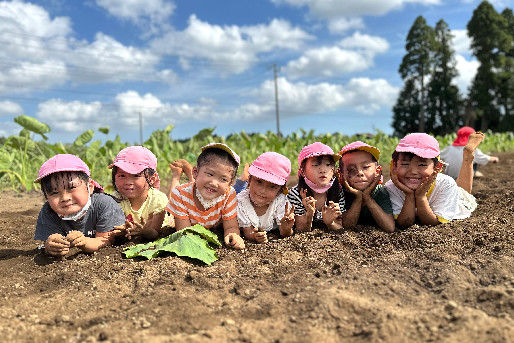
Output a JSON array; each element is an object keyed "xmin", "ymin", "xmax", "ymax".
[
  {"xmin": 395, "ymin": 154, "xmax": 435, "ymax": 190},
  {"xmin": 46, "ymin": 176, "xmax": 92, "ymax": 216},
  {"xmin": 194, "ymin": 158, "xmax": 235, "ymax": 202},
  {"xmin": 115, "ymin": 169, "xmax": 149, "ymax": 202},
  {"xmin": 249, "ymin": 177, "xmax": 281, "ymax": 208}
]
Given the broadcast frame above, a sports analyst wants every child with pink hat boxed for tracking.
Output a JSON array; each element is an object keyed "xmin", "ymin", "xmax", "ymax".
[
  {"xmin": 338, "ymin": 141, "xmax": 395, "ymax": 232},
  {"xmin": 109, "ymin": 146, "xmax": 169, "ymax": 241},
  {"xmin": 237, "ymin": 152, "xmax": 294, "ymax": 243},
  {"xmin": 287, "ymin": 142, "xmax": 345, "ymax": 231},
  {"xmin": 34, "ymin": 154, "xmax": 125, "ymax": 257},
  {"xmin": 440, "ymin": 126, "xmax": 499, "ymax": 179},
  {"xmin": 167, "ymin": 143, "xmax": 245, "ymax": 250},
  {"xmin": 385, "ymin": 133, "xmax": 480, "ymax": 228}
]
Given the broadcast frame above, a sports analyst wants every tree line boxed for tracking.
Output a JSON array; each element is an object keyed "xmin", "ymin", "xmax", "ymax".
[{"xmin": 393, "ymin": 1, "xmax": 513, "ymax": 136}]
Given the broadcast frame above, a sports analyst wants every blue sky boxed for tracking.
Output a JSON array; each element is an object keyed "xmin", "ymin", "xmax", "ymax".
[{"xmin": 0, "ymin": 0, "xmax": 511, "ymax": 143}]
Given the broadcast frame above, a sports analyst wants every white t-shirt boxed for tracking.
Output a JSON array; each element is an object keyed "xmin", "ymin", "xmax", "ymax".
[
  {"xmin": 440, "ymin": 145, "xmax": 490, "ymax": 179},
  {"xmin": 236, "ymin": 189, "xmax": 288, "ymax": 232},
  {"xmin": 384, "ymin": 173, "xmax": 476, "ymax": 222}
]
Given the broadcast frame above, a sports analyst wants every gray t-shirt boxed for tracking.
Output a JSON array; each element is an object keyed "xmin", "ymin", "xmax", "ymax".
[{"xmin": 35, "ymin": 193, "xmax": 125, "ymax": 241}]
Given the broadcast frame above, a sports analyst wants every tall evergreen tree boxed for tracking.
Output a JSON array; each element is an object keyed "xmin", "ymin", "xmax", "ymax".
[
  {"xmin": 498, "ymin": 8, "xmax": 514, "ymax": 130},
  {"xmin": 426, "ymin": 19, "xmax": 462, "ymax": 135},
  {"xmin": 467, "ymin": 1, "xmax": 508, "ymax": 130},
  {"xmin": 395, "ymin": 16, "xmax": 434, "ymax": 134},
  {"xmin": 392, "ymin": 79, "xmax": 421, "ymax": 136}
]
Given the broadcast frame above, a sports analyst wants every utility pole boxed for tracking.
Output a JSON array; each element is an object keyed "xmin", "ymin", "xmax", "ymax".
[
  {"xmin": 139, "ymin": 112, "xmax": 143, "ymax": 145},
  {"xmin": 272, "ymin": 63, "xmax": 281, "ymax": 136}
]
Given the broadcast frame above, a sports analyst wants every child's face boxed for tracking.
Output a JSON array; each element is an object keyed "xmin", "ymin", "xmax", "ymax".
[
  {"xmin": 340, "ymin": 151, "xmax": 378, "ymax": 191},
  {"xmin": 395, "ymin": 153, "xmax": 435, "ymax": 190},
  {"xmin": 248, "ymin": 176, "xmax": 282, "ymax": 207},
  {"xmin": 114, "ymin": 168, "xmax": 150, "ymax": 201},
  {"xmin": 193, "ymin": 158, "xmax": 235, "ymax": 201},
  {"xmin": 46, "ymin": 174, "xmax": 93, "ymax": 216},
  {"xmin": 303, "ymin": 156, "xmax": 335, "ymax": 186}
]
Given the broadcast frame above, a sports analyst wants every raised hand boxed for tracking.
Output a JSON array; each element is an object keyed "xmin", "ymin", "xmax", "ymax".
[
  {"xmin": 300, "ymin": 188, "xmax": 316, "ymax": 216},
  {"xmin": 279, "ymin": 202, "xmax": 295, "ymax": 237},
  {"xmin": 322, "ymin": 200, "xmax": 341, "ymax": 225}
]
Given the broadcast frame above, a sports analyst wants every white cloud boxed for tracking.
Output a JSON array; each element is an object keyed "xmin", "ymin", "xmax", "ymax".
[
  {"xmin": 455, "ymin": 55, "xmax": 478, "ymax": 94},
  {"xmin": 452, "ymin": 29, "xmax": 472, "ymax": 55},
  {"xmin": 272, "ymin": 0, "xmax": 440, "ymax": 19},
  {"xmin": 151, "ymin": 15, "xmax": 313, "ymax": 74},
  {"xmin": 96, "ymin": 0, "xmax": 174, "ymax": 34},
  {"xmin": 37, "ymin": 99, "xmax": 103, "ymax": 132},
  {"xmin": 284, "ymin": 32, "xmax": 389, "ymax": 78},
  {"xmin": 0, "ymin": 101, "xmax": 23, "ymax": 116},
  {"xmin": 328, "ymin": 17, "xmax": 365, "ymax": 34}
]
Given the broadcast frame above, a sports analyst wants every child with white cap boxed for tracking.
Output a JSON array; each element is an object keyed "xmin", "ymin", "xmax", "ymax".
[
  {"xmin": 237, "ymin": 152, "xmax": 295, "ymax": 243},
  {"xmin": 34, "ymin": 154, "xmax": 125, "ymax": 256},
  {"xmin": 338, "ymin": 141, "xmax": 395, "ymax": 232},
  {"xmin": 386, "ymin": 132, "xmax": 481, "ymax": 228},
  {"xmin": 287, "ymin": 142, "xmax": 345, "ymax": 231},
  {"xmin": 167, "ymin": 143, "xmax": 245, "ymax": 250},
  {"xmin": 109, "ymin": 146, "xmax": 169, "ymax": 240}
]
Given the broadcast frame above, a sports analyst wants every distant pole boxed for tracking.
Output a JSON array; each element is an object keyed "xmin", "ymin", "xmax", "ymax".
[
  {"xmin": 272, "ymin": 63, "xmax": 281, "ymax": 136},
  {"xmin": 139, "ymin": 112, "xmax": 143, "ymax": 144}
]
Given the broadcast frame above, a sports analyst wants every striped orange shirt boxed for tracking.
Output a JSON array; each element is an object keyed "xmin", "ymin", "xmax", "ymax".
[{"xmin": 167, "ymin": 182, "xmax": 237, "ymax": 228}]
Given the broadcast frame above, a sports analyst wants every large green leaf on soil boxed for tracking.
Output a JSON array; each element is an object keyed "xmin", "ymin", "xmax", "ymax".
[{"xmin": 123, "ymin": 224, "xmax": 221, "ymax": 264}]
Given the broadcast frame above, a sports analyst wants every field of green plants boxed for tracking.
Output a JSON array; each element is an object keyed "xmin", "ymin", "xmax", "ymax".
[{"xmin": 2, "ymin": 115, "xmax": 514, "ymax": 192}]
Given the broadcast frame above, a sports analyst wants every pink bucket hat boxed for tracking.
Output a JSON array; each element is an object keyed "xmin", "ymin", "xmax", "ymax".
[
  {"xmin": 249, "ymin": 152, "xmax": 291, "ymax": 186},
  {"xmin": 109, "ymin": 146, "xmax": 160, "ymax": 189},
  {"xmin": 395, "ymin": 133, "xmax": 440, "ymax": 159},
  {"xmin": 35, "ymin": 154, "xmax": 103, "ymax": 191},
  {"xmin": 339, "ymin": 141, "xmax": 380, "ymax": 161},
  {"xmin": 298, "ymin": 142, "xmax": 340, "ymax": 167},
  {"xmin": 201, "ymin": 143, "xmax": 240, "ymax": 166}
]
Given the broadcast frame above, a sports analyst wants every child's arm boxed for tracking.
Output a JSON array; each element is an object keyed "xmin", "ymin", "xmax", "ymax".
[
  {"xmin": 340, "ymin": 176, "xmax": 362, "ymax": 229},
  {"xmin": 295, "ymin": 188, "xmax": 316, "ymax": 232},
  {"xmin": 390, "ymin": 168, "xmax": 416, "ymax": 228},
  {"xmin": 174, "ymin": 217, "xmax": 193, "ymax": 231},
  {"xmin": 414, "ymin": 167, "xmax": 441, "ymax": 226},
  {"xmin": 279, "ymin": 202, "xmax": 294, "ymax": 237},
  {"xmin": 223, "ymin": 217, "xmax": 245, "ymax": 249},
  {"xmin": 66, "ymin": 231, "xmax": 112, "ymax": 253},
  {"xmin": 361, "ymin": 171, "xmax": 395, "ymax": 232}
]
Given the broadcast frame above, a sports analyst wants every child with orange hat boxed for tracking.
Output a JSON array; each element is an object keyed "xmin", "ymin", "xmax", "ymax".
[
  {"xmin": 440, "ymin": 126, "xmax": 499, "ymax": 179},
  {"xmin": 386, "ymin": 132, "xmax": 481, "ymax": 228},
  {"xmin": 34, "ymin": 154, "xmax": 125, "ymax": 256},
  {"xmin": 338, "ymin": 141, "xmax": 395, "ymax": 232}
]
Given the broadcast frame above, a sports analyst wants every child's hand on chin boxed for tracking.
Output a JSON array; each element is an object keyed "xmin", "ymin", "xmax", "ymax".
[
  {"xmin": 45, "ymin": 233, "xmax": 71, "ymax": 256},
  {"xmin": 224, "ymin": 233, "xmax": 245, "ymax": 250}
]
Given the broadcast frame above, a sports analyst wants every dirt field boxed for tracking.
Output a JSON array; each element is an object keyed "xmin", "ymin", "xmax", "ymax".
[{"xmin": 0, "ymin": 152, "xmax": 513, "ymax": 343}]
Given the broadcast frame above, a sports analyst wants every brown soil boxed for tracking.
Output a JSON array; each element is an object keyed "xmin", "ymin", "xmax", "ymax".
[{"xmin": 0, "ymin": 152, "xmax": 513, "ymax": 343}]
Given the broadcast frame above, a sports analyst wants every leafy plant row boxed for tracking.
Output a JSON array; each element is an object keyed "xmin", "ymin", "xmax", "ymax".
[{"xmin": 2, "ymin": 115, "xmax": 514, "ymax": 191}]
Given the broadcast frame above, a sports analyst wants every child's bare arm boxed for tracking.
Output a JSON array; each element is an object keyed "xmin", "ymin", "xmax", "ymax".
[
  {"xmin": 223, "ymin": 217, "xmax": 245, "ymax": 249},
  {"xmin": 341, "ymin": 196, "xmax": 361, "ymax": 229},
  {"xmin": 295, "ymin": 189, "xmax": 316, "ymax": 232},
  {"xmin": 174, "ymin": 217, "xmax": 192, "ymax": 231},
  {"xmin": 362, "ymin": 195, "xmax": 395, "ymax": 232},
  {"xmin": 395, "ymin": 193, "xmax": 416, "ymax": 228},
  {"xmin": 66, "ymin": 231, "xmax": 112, "ymax": 253},
  {"xmin": 414, "ymin": 165, "xmax": 441, "ymax": 226}
]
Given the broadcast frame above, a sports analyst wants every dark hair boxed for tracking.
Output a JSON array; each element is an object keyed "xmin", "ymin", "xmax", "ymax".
[
  {"xmin": 197, "ymin": 148, "xmax": 238, "ymax": 179},
  {"xmin": 41, "ymin": 171, "xmax": 90, "ymax": 198},
  {"xmin": 338, "ymin": 150, "xmax": 377, "ymax": 173},
  {"xmin": 391, "ymin": 151, "xmax": 438, "ymax": 167},
  {"xmin": 298, "ymin": 155, "xmax": 341, "ymax": 203},
  {"xmin": 111, "ymin": 166, "xmax": 156, "ymax": 193}
]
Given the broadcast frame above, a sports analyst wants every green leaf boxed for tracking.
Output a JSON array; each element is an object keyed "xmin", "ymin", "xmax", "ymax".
[
  {"xmin": 98, "ymin": 127, "xmax": 110, "ymax": 134},
  {"xmin": 14, "ymin": 115, "xmax": 50, "ymax": 138},
  {"xmin": 73, "ymin": 130, "xmax": 94, "ymax": 146}
]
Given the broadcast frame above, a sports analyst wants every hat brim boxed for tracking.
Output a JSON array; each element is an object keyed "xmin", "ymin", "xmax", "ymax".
[
  {"xmin": 248, "ymin": 165, "xmax": 287, "ymax": 186},
  {"xmin": 340, "ymin": 146, "xmax": 380, "ymax": 161},
  {"xmin": 34, "ymin": 167, "xmax": 89, "ymax": 183},
  {"xmin": 201, "ymin": 143, "xmax": 240, "ymax": 165},
  {"xmin": 395, "ymin": 146, "xmax": 439, "ymax": 159},
  {"xmin": 108, "ymin": 161, "xmax": 147, "ymax": 175}
]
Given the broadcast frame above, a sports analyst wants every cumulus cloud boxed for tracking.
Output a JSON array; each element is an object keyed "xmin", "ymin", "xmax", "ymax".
[
  {"xmin": 0, "ymin": 1, "xmax": 166, "ymax": 94},
  {"xmin": 328, "ymin": 17, "xmax": 365, "ymax": 34},
  {"xmin": 95, "ymin": 0, "xmax": 174, "ymax": 34},
  {"xmin": 273, "ymin": 0, "xmax": 440, "ymax": 18},
  {"xmin": 454, "ymin": 55, "xmax": 478, "ymax": 94},
  {"xmin": 0, "ymin": 101, "xmax": 23, "ymax": 116},
  {"xmin": 284, "ymin": 32, "xmax": 389, "ymax": 78},
  {"xmin": 151, "ymin": 15, "xmax": 313, "ymax": 74},
  {"xmin": 37, "ymin": 99, "xmax": 103, "ymax": 132},
  {"xmin": 452, "ymin": 29, "xmax": 472, "ymax": 55}
]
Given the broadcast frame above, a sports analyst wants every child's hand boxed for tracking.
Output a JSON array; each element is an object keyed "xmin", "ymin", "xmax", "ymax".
[
  {"xmin": 66, "ymin": 231, "xmax": 88, "ymax": 248},
  {"xmin": 125, "ymin": 216, "xmax": 148, "ymax": 239},
  {"xmin": 178, "ymin": 159, "xmax": 194, "ymax": 182},
  {"xmin": 45, "ymin": 234, "xmax": 70, "ymax": 256},
  {"xmin": 340, "ymin": 171, "xmax": 361, "ymax": 196},
  {"xmin": 250, "ymin": 227, "xmax": 268, "ymax": 243},
  {"xmin": 111, "ymin": 223, "xmax": 128, "ymax": 237},
  {"xmin": 280, "ymin": 202, "xmax": 295, "ymax": 237},
  {"xmin": 240, "ymin": 163, "xmax": 250, "ymax": 182},
  {"xmin": 169, "ymin": 161, "xmax": 183, "ymax": 179},
  {"xmin": 363, "ymin": 166, "xmax": 382, "ymax": 199},
  {"xmin": 300, "ymin": 188, "xmax": 316, "ymax": 216},
  {"xmin": 415, "ymin": 162, "xmax": 442, "ymax": 198},
  {"xmin": 322, "ymin": 201, "xmax": 341, "ymax": 226},
  {"xmin": 390, "ymin": 165, "xmax": 414, "ymax": 195},
  {"xmin": 224, "ymin": 233, "xmax": 245, "ymax": 250}
]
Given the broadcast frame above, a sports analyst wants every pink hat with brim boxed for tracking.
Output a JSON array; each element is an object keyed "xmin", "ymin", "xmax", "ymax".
[
  {"xmin": 395, "ymin": 133, "xmax": 440, "ymax": 159},
  {"xmin": 339, "ymin": 141, "xmax": 380, "ymax": 161},
  {"xmin": 249, "ymin": 152, "xmax": 291, "ymax": 186},
  {"xmin": 108, "ymin": 146, "xmax": 160, "ymax": 189},
  {"xmin": 201, "ymin": 143, "xmax": 240, "ymax": 166},
  {"xmin": 298, "ymin": 142, "xmax": 340, "ymax": 167},
  {"xmin": 35, "ymin": 154, "xmax": 103, "ymax": 192}
]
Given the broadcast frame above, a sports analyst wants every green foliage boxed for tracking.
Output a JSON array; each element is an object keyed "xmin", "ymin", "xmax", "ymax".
[{"xmin": 123, "ymin": 225, "xmax": 221, "ymax": 264}]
